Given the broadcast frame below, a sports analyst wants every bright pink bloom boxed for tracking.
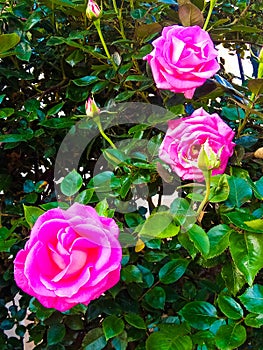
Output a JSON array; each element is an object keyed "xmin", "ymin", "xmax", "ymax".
[
  {"xmin": 14, "ymin": 203, "xmax": 122, "ymax": 311},
  {"xmin": 86, "ymin": 0, "xmax": 101, "ymax": 20},
  {"xmin": 159, "ymin": 108, "xmax": 235, "ymax": 182},
  {"xmin": 144, "ymin": 25, "xmax": 220, "ymax": 99}
]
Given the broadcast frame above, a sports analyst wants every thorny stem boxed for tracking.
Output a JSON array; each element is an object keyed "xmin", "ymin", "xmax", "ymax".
[
  {"xmin": 94, "ymin": 116, "xmax": 117, "ymax": 149},
  {"xmin": 203, "ymin": 0, "xmax": 217, "ymax": 31},
  {"xmin": 93, "ymin": 19, "xmax": 118, "ymax": 70},
  {"xmin": 197, "ymin": 170, "xmax": 211, "ymax": 221}
]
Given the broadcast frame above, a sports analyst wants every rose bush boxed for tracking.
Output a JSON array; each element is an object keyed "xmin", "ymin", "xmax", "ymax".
[
  {"xmin": 159, "ymin": 107, "xmax": 235, "ymax": 181},
  {"xmin": 14, "ymin": 203, "xmax": 122, "ymax": 312},
  {"xmin": 144, "ymin": 25, "xmax": 220, "ymax": 99}
]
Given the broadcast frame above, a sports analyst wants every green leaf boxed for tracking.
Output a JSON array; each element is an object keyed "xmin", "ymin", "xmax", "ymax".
[
  {"xmin": 146, "ymin": 331, "xmax": 192, "ymax": 350},
  {"xmin": 215, "ymin": 324, "xmax": 246, "ymax": 350},
  {"xmin": 0, "ymin": 133, "xmax": 33, "ymax": 143},
  {"xmin": 91, "ymin": 81, "xmax": 109, "ymax": 94},
  {"xmin": 124, "ymin": 313, "xmax": 146, "ymax": 329},
  {"xmin": 144, "ymin": 251, "xmax": 167, "ymax": 262},
  {"xmin": 225, "ymin": 177, "xmax": 252, "ymax": 208},
  {"xmin": 65, "ymin": 315, "xmax": 84, "ymax": 330},
  {"xmin": 144, "ymin": 286, "xmax": 166, "ymax": 309},
  {"xmin": 137, "ymin": 264, "xmax": 154, "ymax": 288},
  {"xmin": 23, "ymin": 205, "xmax": 44, "ymax": 228},
  {"xmin": 114, "ymin": 91, "xmax": 136, "ymax": 102},
  {"xmin": 47, "ymin": 36, "xmax": 65, "ymax": 46},
  {"xmin": 121, "ymin": 265, "xmax": 143, "ymax": 284},
  {"xmin": 66, "ymin": 49, "xmax": 84, "ymax": 67},
  {"xmin": 206, "ymin": 224, "xmax": 232, "ymax": 259},
  {"xmin": 178, "ymin": 230, "xmax": 198, "ymax": 259},
  {"xmin": 179, "ymin": 302, "xmax": 217, "ymax": 330},
  {"xmin": 224, "ymin": 211, "xmax": 263, "ymax": 233},
  {"xmin": 0, "ymin": 94, "xmax": 6, "ymax": 104},
  {"xmin": 16, "ymin": 41, "xmax": 32, "ymax": 61},
  {"xmin": 23, "ymin": 11, "xmax": 42, "ymax": 31},
  {"xmin": 159, "ymin": 259, "xmax": 189, "ymax": 284},
  {"xmin": 74, "ymin": 189, "xmax": 94, "ymax": 204},
  {"xmin": 102, "ymin": 315, "xmax": 124, "ymax": 341},
  {"xmin": 111, "ymin": 331, "xmax": 128, "ymax": 350},
  {"xmin": 60, "ymin": 170, "xmax": 83, "ymax": 196},
  {"xmin": 170, "ymin": 197, "xmax": 197, "ymax": 229},
  {"xmin": 95, "ymin": 198, "xmax": 112, "ymax": 217},
  {"xmin": 103, "ymin": 148, "xmax": 127, "ymax": 167},
  {"xmin": 239, "ymin": 284, "xmax": 263, "ymax": 314},
  {"xmin": 72, "ymin": 75, "xmax": 99, "ymax": 86},
  {"xmin": 230, "ymin": 25, "xmax": 261, "ymax": 33},
  {"xmin": 192, "ymin": 330, "xmax": 215, "ymax": 349},
  {"xmin": 0, "ymin": 238, "xmax": 17, "ymax": 252},
  {"xmin": 254, "ymin": 176, "xmax": 263, "ymax": 200},
  {"xmin": 0, "ymin": 33, "xmax": 20, "ymax": 54},
  {"xmin": 244, "ymin": 313, "xmax": 263, "ymax": 328},
  {"xmin": 209, "ymin": 174, "xmax": 230, "ymax": 203},
  {"xmin": 221, "ymin": 262, "xmax": 245, "ymax": 296},
  {"xmin": 66, "ymin": 84, "xmax": 89, "ymax": 102},
  {"xmin": 88, "ymin": 171, "xmax": 121, "ymax": 192},
  {"xmin": 139, "ymin": 212, "xmax": 180, "ymax": 240},
  {"xmin": 47, "ymin": 324, "xmax": 66, "ymax": 345},
  {"xmin": 221, "ymin": 106, "xmax": 245, "ymax": 121},
  {"xmin": 217, "ymin": 295, "xmax": 243, "ymax": 320},
  {"xmin": 187, "ymin": 224, "xmax": 210, "ymax": 256},
  {"xmin": 243, "ymin": 219, "xmax": 263, "ymax": 231},
  {"xmin": 40, "ymin": 118, "xmax": 74, "ymax": 129},
  {"xmin": 82, "ymin": 328, "xmax": 107, "ymax": 350},
  {"xmin": 229, "ymin": 231, "xmax": 263, "ymax": 285},
  {"xmin": 46, "ymin": 102, "xmax": 65, "ymax": 116}
]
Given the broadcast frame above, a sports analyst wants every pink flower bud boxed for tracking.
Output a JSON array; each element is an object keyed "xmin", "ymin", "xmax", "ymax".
[
  {"xmin": 85, "ymin": 97, "xmax": 100, "ymax": 117},
  {"xmin": 86, "ymin": 0, "xmax": 101, "ymax": 20}
]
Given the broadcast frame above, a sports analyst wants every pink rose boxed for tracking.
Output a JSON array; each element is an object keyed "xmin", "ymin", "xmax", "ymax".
[
  {"xmin": 14, "ymin": 203, "xmax": 122, "ymax": 311},
  {"xmin": 144, "ymin": 25, "xmax": 220, "ymax": 99},
  {"xmin": 159, "ymin": 108, "xmax": 235, "ymax": 182}
]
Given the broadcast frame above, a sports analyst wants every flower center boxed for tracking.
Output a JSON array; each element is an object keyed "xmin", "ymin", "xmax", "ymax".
[{"xmin": 190, "ymin": 144, "xmax": 201, "ymax": 160}]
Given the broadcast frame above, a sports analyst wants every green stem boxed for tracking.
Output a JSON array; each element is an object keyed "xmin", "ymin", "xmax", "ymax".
[
  {"xmin": 203, "ymin": 0, "xmax": 217, "ymax": 31},
  {"xmin": 94, "ymin": 116, "xmax": 117, "ymax": 149},
  {"xmin": 112, "ymin": 0, "xmax": 126, "ymax": 39},
  {"xmin": 93, "ymin": 19, "xmax": 118, "ymax": 70},
  {"xmin": 197, "ymin": 170, "xmax": 211, "ymax": 219}
]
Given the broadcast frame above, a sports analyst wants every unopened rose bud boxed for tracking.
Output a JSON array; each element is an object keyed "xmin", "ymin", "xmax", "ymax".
[
  {"xmin": 85, "ymin": 97, "xmax": 100, "ymax": 117},
  {"xmin": 197, "ymin": 140, "xmax": 222, "ymax": 172},
  {"xmin": 86, "ymin": 0, "xmax": 101, "ymax": 20}
]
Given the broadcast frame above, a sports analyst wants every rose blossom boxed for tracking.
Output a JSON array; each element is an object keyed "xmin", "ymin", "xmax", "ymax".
[
  {"xmin": 159, "ymin": 107, "xmax": 235, "ymax": 181},
  {"xmin": 144, "ymin": 25, "xmax": 220, "ymax": 99},
  {"xmin": 14, "ymin": 203, "xmax": 122, "ymax": 311}
]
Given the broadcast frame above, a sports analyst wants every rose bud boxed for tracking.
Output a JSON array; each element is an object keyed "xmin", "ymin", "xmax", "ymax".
[{"xmin": 86, "ymin": 0, "xmax": 101, "ymax": 20}]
